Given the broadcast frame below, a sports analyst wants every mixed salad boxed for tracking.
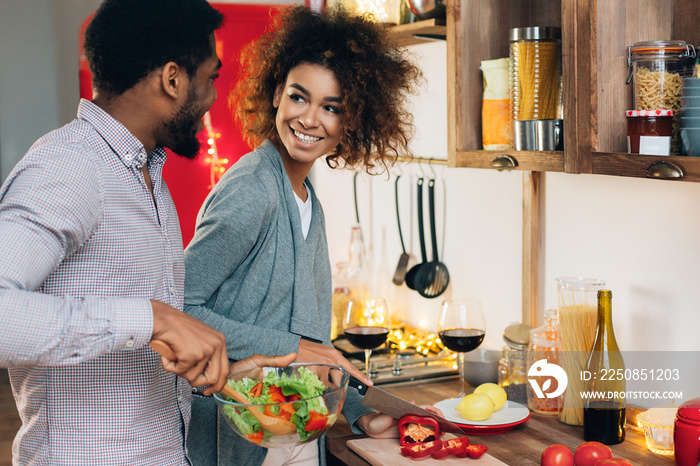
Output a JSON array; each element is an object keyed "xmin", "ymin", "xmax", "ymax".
[{"xmin": 221, "ymin": 367, "xmax": 335, "ymax": 444}]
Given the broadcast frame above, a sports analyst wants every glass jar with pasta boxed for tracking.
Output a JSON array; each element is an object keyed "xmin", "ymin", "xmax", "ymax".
[{"xmin": 627, "ymin": 41, "xmax": 696, "ymax": 155}]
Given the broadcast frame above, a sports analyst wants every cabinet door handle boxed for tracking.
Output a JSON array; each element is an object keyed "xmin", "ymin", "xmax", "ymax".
[
  {"xmin": 490, "ymin": 154, "xmax": 518, "ymax": 170},
  {"xmin": 646, "ymin": 161, "xmax": 685, "ymax": 179}
]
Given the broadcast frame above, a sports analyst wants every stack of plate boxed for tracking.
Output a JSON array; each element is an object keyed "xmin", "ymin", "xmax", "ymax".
[{"xmin": 681, "ymin": 78, "xmax": 700, "ymax": 156}]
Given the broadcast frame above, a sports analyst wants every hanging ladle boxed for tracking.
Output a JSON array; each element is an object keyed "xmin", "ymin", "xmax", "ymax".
[
  {"xmin": 392, "ymin": 175, "xmax": 410, "ymax": 285},
  {"xmin": 417, "ymin": 178, "xmax": 450, "ymax": 298},
  {"xmin": 405, "ymin": 177, "xmax": 428, "ymax": 290},
  {"xmin": 149, "ymin": 340, "xmax": 297, "ymax": 436}
]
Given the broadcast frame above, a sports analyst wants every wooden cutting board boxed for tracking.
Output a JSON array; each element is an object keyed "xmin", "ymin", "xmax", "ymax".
[{"xmin": 346, "ymin": 437, "xmax": 509, "ymax": 466}]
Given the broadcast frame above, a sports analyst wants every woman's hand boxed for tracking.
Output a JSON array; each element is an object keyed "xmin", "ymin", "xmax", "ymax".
[{"xmin": 297, "ymin": 339, "xmax": 373, "ymax": 386}]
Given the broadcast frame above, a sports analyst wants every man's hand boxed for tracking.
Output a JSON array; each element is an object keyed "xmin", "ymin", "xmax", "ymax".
[
  {"xmin": 150, "ymin": 300, "xmax": 228, "ymax": 396},
  {"xmin": 297, "ymin": 339, "xmax": 373, "ymax": 386}
]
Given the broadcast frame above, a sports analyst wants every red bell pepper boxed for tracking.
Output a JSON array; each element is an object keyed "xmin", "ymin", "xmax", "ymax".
[
  {"xmin": 431, "ymin": 437, "xmax": 469, "ymax": 459},
  {"xmin": 248, "ymin": 382, "xmax": 263, "ymax": 398},
  {"xmin": 464, "ymin": 444, "xmax": 488, "ymax": 459},
  {"xmin": 304, "ymin": 410, "xmax": 329, "ymax": 432},
  {"xmin": 398, "ymin": 415, "xmax": 440, "ymax": 446},
  {"xmin": 400, "ymin": 440, "xmax": 443, "ymax": 459}
]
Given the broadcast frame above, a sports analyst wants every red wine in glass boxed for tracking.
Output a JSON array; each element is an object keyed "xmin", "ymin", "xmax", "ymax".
[
  {"xmin": 343, "ymin": 298, "xmax": 391, "ymax": 377},
  {"xmin": 344, "ymin": 326, "xmax": 390, "ymax": 350},
  {"xmin": 437, "ymin": 298, "xmax": 486, "ymax": 398},
  {"xmin": 438, "ymin": 328, "xmax": 485, "ymax": 353}
]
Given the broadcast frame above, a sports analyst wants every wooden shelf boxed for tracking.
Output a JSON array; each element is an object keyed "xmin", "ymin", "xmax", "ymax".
[
  {"xmin": 390, "ymin": 18, "xmax": 446, "ymax": 46},
  {"xmin": 452, "ymin": 150, "xmax": 565, "ymax": 172}
]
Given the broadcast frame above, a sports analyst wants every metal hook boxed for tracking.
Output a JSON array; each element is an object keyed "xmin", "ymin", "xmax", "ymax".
[
  {"xmin": 416, "ymin": 157, "xmax": 426, "ymax": 177},
  {"xmin": 428, "ymin": 158, "xmax": 437, "ymax": 179}
]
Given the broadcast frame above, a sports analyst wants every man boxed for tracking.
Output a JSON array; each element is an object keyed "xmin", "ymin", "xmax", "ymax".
[{"xmin": 0, "ymin": 0, "xmax": 289, "ymax": 464}]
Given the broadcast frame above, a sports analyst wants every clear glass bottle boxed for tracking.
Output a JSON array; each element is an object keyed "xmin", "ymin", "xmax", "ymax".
[
  {"xmin": 527, "ymin": 309, "xmax": 562, "ymax": 415},
  {"xmin": 498, "ymin": 323, "xmax": 531, "ymax": 406},
  {"xmin": 331, "ymin": 224, "xmax": 368, "ymax": 339},
  {"xmin": 583, "ymin": 290, "xmax": 626, "ymax": 445}
]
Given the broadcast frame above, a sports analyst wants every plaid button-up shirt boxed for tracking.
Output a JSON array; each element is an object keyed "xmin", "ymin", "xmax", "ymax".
[{"xmin": 0, "ymin": 100, "xmax": 191, "ymax": 465}]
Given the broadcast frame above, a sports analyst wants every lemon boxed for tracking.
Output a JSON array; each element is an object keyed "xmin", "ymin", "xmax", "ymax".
[
  {"xmin": 474, "ymin": 383, "xmax": 507, "ymax": 411},
  {"xmin": 456, "ymin": 393, "xmax": 494, "ymax": 421}
]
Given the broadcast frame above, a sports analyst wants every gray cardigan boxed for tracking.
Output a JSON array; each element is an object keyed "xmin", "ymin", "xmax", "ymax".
[{"xmin": 183, "ymin": 140, "xmax": 374, "ymax": 465}]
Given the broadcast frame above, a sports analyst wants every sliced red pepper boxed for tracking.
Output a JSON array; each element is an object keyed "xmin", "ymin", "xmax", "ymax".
[
  {"xmin": 400, "ymin": 440, "xmax": 443, "ymax": 459},
  {"xmin": 398, "ymin": 415, "xmax": 441, "ymax": 446},
  {"xmin": 431, "ymin": 437, "xmax": 469, "ymax": 459},
  {"xmin": 248, "ymin": 382, "xmax": 263, "ymax": 398},
  {"xmin": 245, "ymin": 431, "xmax": 264, "ymax": 444},
  {"xmin": 464, "ymin": 444, "xmax": 488, "ymax": 459},
  {"xmin": 304, "ymin": 410, "xmax": 329, "ymax": 432}
]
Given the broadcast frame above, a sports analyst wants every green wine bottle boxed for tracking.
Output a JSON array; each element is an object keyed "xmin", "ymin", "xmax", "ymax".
[{"xmin": 583, "ymin": 289, "xmax": 626, "ymax": 445}]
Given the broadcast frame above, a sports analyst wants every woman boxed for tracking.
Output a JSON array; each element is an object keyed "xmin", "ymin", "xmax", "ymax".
[{"xmin": 184, "ymin": 5, "xmax": 422, "ymax": 465}]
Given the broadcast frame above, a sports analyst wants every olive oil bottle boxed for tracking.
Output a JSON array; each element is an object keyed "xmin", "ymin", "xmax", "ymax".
[{"xmin": 583, "ymin": 290, "xmax": 626, "ymax": 445}]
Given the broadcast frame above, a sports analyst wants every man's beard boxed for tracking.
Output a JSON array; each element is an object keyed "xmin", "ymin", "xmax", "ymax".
[{"xmin": 164, "ymin": 87, "xmax": 202, "ymax": 159}]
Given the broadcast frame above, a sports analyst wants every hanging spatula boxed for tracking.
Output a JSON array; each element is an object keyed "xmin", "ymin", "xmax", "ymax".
[{"xmin": 392, "ymin": 175, "xmax": 410, "ymax": 285}]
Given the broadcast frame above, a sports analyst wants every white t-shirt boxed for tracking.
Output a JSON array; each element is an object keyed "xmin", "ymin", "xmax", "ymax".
[{"xmin": 294, "ymin": 184, "xmax": 312, "ymax": 239}]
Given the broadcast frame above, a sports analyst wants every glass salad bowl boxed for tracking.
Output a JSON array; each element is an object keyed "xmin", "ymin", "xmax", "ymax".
[{"xmin": 213, "ymin": 363, "xmax": 349, "ymax": 449}]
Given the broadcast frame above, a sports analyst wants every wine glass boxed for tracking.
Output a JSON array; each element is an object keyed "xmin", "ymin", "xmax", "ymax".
[
  {"xmin": 437, "ymin": 298, "xmax": 486, "ymax": 398},
  {"xmin": 343, "ymin": 297, "xmax": 391, "ymax": 377}
]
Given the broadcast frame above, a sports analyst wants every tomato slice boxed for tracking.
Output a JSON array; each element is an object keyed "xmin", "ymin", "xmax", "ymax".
[
  {"xmin": 432, "ymin": 437, "xmax": 469, "ymax": 459},
  {"xmin": 245, "ymin": 431, "xmax": 264, "ymax": 444},
  {"xmin": 287, "ymin": 393, "xmax": 302, "ymax": 402},
  {"xmin": 304, "ymin": 410, "xmax": 329, "ymax": 432},
  {"xmin": 400, "ymin": 440, "xmax": 443, "ymax": 459},
  {"xmin": 267, "ymin": 385, "xmax": 287, "ymax": 403}
]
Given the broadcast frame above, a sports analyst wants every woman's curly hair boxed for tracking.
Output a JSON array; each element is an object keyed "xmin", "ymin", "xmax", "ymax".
[{"xmin": 231, "ymin": 5, "xmax": 422, "ymax": 173}]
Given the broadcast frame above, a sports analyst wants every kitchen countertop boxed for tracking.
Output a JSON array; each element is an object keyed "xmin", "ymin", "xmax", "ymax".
[{"xmin": 326, "ymin": 377, "xmax": 674, "ymax": 465}]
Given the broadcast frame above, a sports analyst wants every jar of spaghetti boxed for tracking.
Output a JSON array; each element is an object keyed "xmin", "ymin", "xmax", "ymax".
[
  {"xmin": 627, "ymin": 41, "xmax": 696, "ymax": 154},
  {"xmin": 626, "ymin": 110, "xmax": 674, "ymax": 155},
  {"xmin": 509, "ymin": 27, "xmax": 562, "ymax": 121}
]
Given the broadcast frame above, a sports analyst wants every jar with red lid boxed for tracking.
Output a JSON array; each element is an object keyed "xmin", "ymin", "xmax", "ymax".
[
  {"xmin": 674, "ymin": 396, "xmax": 700, "ymax": 466},
  {"xmin": 627, "ymin": 41, "xmax": 696, "ymax": 154},
  {"xmin": 626, "ymin": 109, "xmax": 674, "ymax": 155}
]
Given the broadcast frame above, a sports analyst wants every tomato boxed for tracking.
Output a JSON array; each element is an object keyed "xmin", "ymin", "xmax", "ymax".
[
  {"xmin": 400, "ymin": 440, "xmax": 443, "ymax": 459},
  {"xmin": 287, "ymin": 393, "xmax": 302, "ymax": 402},
  {"xmin": 541, "ymin": 444, "xmax": 574, "ymax": 466},
  {"xmin": 245, "ymin": 431, "xmax": 264, "ymax": 444},
  {"xmin": 304, "ymin": 410, "xmax": 329, "ymax": 432},
  {"xmin": 574, "ymin": 442, "xmax": 613, "ymax": 466},
  {"xmin": 464, "ymin": 444, "xmax": 488, "ymax": 459},
  {"xmin": 431, "ymin": 437, "xmax": 469, "ymax": 459},
  {"xmin": 594, "ymin": 459, "xmax": 632, "ymax": 466},
  {"xmin": 267, "ymin": 385, "xmax": 287, "ymax": 403}
]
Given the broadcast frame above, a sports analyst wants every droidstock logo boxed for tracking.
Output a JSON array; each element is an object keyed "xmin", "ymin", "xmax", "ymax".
[{"xmin": 528, "ymin": 359, "xmax": 568, "ymax": 399}]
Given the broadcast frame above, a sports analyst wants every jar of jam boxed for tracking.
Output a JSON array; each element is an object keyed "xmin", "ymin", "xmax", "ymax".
[
  {"xmin": 674, "ymin": 396, "xmax": 700, "ymax": 466},
  {"xmin": 626, "ymin": 110, "xmax": 674, "ymax": 155},
  {"xmin": 627, "ymin": 41, "xmax": 695, "ymax": 154}
]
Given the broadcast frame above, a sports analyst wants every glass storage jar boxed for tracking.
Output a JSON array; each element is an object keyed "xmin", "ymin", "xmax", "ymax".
[
  {"xmin": 527, "ymin": 309, "xmax": 562, "ymax": 415},
  {"xmin": 627, "ymin": 41, "xmax": 696, "ymax": 155},
  {"xmin": 509, "ymin": 27, "xmax": 562, "ymax": 122},
  {"xmin": 498, "ymin": 323, "xmax": 531, "ymax": 406}
]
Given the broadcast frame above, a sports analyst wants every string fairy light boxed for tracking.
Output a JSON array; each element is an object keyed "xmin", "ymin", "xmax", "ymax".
[{"xmin": 202, "ymin": 111, "xmax": 229, "ymax": 189}]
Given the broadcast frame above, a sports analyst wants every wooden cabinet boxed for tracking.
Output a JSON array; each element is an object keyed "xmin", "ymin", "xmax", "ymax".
[{"xmin": 440, "ymin": 0, "xmax": 700, "ymax": 181}]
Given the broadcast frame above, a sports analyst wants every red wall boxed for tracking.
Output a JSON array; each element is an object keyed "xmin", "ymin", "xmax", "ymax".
[{"xmin": 79, "ymin": 4, "xmax": 281, "ymax": 246}]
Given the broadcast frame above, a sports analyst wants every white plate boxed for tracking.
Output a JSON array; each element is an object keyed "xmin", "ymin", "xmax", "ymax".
[{"xmin": 434, "ymin": 398, "xmax": 530, "ymax": 426}]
